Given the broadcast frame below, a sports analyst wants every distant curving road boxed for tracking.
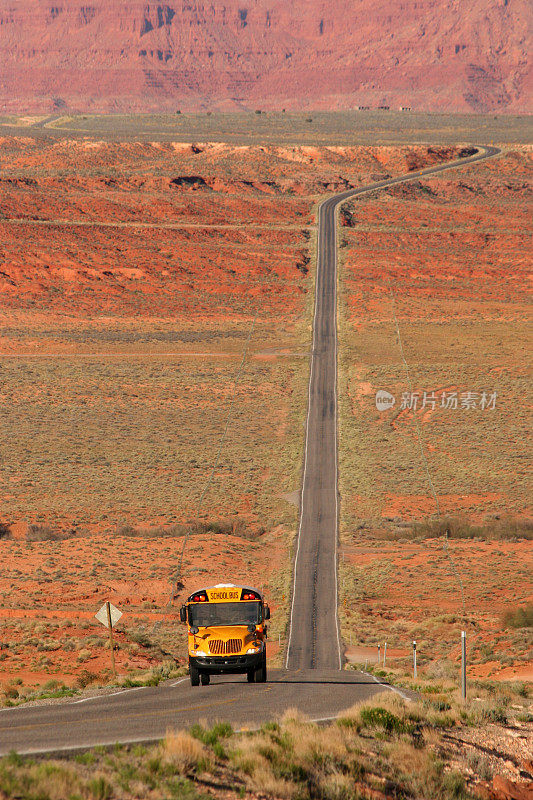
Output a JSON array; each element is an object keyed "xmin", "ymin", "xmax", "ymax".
[
  {"xmin": 285, "ymin": 145, "xmax": 501, "ymax": 671},
  {"xmin": 1, "ymin": 145, "xmax": 500, "ymax": 755}
]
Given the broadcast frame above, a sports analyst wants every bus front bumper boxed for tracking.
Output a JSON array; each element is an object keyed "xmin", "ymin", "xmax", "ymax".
[{"xmin": 189, "ymin": 651, "xmax": 263, "ymax": 674}]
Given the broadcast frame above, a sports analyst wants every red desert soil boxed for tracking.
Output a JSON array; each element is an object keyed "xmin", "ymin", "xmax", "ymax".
[
  {"xmin": 339, "ymin": 148, "xmax": 532, "ymax": 524},
  {"xmin": 337, "ymin": 147, "xmax": 532, "ymax": 682},
  {"xmin": 0, "ymin": 0, "xmax": 530, "ymax": 113},
  {"xmin": 0, "ymin": 137, "xmax": 456, "ymax": 529},
  {"xmin": 0, "ymin": 138, "xmax": 530, "ymax": 689},
  {"xmin": 0, "ymin": 138, "xmax": 461, "ymax": 689}
]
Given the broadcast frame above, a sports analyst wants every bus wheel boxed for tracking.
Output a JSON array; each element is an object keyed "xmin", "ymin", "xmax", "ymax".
[
  {"xmin": 200, "ymin": 672, "xmax": 210, "ymax": 686},
  {"xmin": 255, "ymin": 653, "xmax": 267, "ymax": 683},
  {"xmin": 247, "ymin": 669, "xmax": 255, "ymax": 682},
  {"xmin": 190, "ymin": 663, "xmax": 200, "ymax": 687}
]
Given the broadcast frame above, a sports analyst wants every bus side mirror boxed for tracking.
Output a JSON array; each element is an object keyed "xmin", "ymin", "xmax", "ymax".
[
  {"xmin": 264, "ymin": 604, "xmax": 270, "ymax": 620},
  {"xmin": 179, "ymin": 606, "xmax": 187, "ymax": 623}
]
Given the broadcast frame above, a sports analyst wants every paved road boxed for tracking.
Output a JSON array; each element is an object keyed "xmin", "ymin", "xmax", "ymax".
[
  {"xmin": 285, "ymin": 145, "xmax": 501, "ymax": 671},
  {"xmin": 1, "ymin": 145, "xmax": 499, "ymax": 755},
  {"xmin": 0, "ymin": 670, "xmax": 397, "ymax": 756}
]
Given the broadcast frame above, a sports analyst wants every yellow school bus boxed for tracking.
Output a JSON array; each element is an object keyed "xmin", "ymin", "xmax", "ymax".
[{"xmin": 179, "ymin": 583, "xmax": 270, "ymax": 686}]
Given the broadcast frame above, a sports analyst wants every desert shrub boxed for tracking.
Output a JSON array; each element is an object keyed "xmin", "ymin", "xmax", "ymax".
[
  {"xmin": 115, "ymin": 517, "xmax": 257, "ymax": 540},
  {"xmin": 478, "ymin": 704, "xmax": 508, "ymax": 725},
  {"xmin": 511, "ymin": 682, "xmax": 529, "ymax": 698},
  {"xmin": 425, "ymin": 660, "xmax": 458, "ymax": 681},
  {"xmin": 0, "ymin": 522, "xmax": 11, "ymax": 539},
  {"xmin": 130, "ymin": 629, "xmax": 153, "ymax": 648},
  {"xmin": 339, "ymin": 691, "xmax": 409, "ymax": 730},
  {"xmin": 190, "ymin": 721, "xmax": 233, "ymax": 746},
  {"xmin": 76, "ymin": 669, "xmax": 99, "ymax": 688},
  {"xmin": 26, "ymin": 524, "xmax": 66, "ymax": 542},
  {"xmin": 409, "ymin": 515, "xmax": 533, "ymax": 541},
  {"xmin": 359, "ymin": 707, "xmax": 412, "ymax": 735},
  {"xmin": 502, "ymin": 603, "xmax": 533, "ymax": 629},
  {"xmin": 190, "ymin": 721, "xmax": 233, "ymax": 758}
]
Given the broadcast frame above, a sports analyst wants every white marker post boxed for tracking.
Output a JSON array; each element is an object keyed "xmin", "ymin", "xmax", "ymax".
[
  {"xmin": 383, "ymin": 642, "xmax": 387, "ymax": 668},
  {"xmin": 461, "ymin": 631, "xmax": 467, "ymax": 701},
  {"xmin": 378, "ymin": 644, "xmax": 381, "ymax": 665},
  {"xmin": 413, "ymin": 640, "xmax": 417, "ymax": 680},
  {"xmin": 95, "ymin": 601, "xmax": 123, "ymax": 679}
]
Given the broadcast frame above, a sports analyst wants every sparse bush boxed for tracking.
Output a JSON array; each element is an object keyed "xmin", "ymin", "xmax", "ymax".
[
  {"xmin": 76, "ymin": 648, "xmax": 92, "ymax": 663},
  {"xmin": 190, "ymin": 721, "xmax": 233, "ymax": 746},
  {"xmin": 478, "ymin": 704, "xmax": 508, "ymax": 725},
  {"xmin": 130, "ymin": 629, "xmax": 153, "ymax": 648},
  {"xmin": 359, "ymin": 706, "xmax": 412, "ymax": 735},
  {"xmin": 408, "ymin": 515, "xmax": 533, "ymax": 542},
  {"xmin": 26, "ymin": 524, "xmax": 67, "ymax": 542},
  {"xmin": 0, "ymin": 522, "xmax": 11, "ymax": 539},
  {"xmin": 115, "ymin": 518, "xmax": 254, "ymax": 539},
  {"xmin": 76, "ymin": 669, "xmax": 99, "ymax": 688},
  {"xmin": 502, "ymin": 603, "xmax": 533, "ymax": 629}
]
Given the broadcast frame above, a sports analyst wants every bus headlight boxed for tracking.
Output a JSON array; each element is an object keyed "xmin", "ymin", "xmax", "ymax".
[
  {"xmin": 191, "ymin": 650, "xmax": 208, "ymax": 657},
  {"xmin": 247, "ymin": 643, "xmax": 263, "ymax": 654}
]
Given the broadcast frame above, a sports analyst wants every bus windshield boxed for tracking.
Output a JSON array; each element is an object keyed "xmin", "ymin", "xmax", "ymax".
[{"xmin": 189, "ymin": 601, "xmax": 261, "ymax": 628}]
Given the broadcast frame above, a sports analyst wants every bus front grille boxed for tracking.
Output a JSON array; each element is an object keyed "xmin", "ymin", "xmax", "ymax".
[{"xmin": 209, "ymin": 639, "xmax": 241, "ymax": 655}]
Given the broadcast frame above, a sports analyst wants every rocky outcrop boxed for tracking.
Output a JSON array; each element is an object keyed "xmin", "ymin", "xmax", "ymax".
[{"xmin": 0, "ymin": 0, "xmax": 530, "ymax": 113}]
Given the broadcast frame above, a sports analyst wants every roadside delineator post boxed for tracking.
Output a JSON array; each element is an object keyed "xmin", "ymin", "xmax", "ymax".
[
  {"xmin": 413, "ymin": 640, "xmax": 417, "ymax": 680},
  {"xmin": 378, "ymin": 643, "xmax": 381, "ymax": 665},
  {"xmin": 461, "ymin": 631, "xmax": 467, "ymax": 701},
  {"xmin": 383, "ymin": 642, "xmax": 387, "ymax": 668},
  {"xmin": 107, "ymin": 602, "xmax": 117, "ymax": 678}
]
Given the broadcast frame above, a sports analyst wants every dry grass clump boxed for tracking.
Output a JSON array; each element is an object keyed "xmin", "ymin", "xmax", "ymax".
[
  {"xmin": 0, "ymin": 754, "xmax": 113, "ymax": 800},
  {"xmin": 230, "ymin": 711, "xmax": 362, "ymax": 799},
  {"xmin": 161, "ymin": 729, "xmax": 210, "ymax": 773},
  {"xmin": 385, "ymin": 740, "xmax": 467, "ymax": 800}
]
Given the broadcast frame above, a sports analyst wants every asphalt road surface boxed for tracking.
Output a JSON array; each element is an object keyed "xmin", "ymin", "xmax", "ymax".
[
  {"xmin": 285, "ymin": 145, "xmax": 501, "ymax": 671},
  {"xmin": 1, "ymin": 145, "xmax": 499, "ymax": 755},
  {"xmin": 0, "ymin": 670, "xmax": 402, "ymax": 756}
]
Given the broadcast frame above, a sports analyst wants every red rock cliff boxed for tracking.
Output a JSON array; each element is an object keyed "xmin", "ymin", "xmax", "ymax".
[{"xmin": 0, "ymin": 0, "xmax": 530, "ymax": 113}]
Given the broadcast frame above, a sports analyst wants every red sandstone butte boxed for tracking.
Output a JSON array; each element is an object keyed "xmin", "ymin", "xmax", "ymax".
[{"xmin": 0, "ymin": 0, "xmax": 530, "ymax": 114}]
